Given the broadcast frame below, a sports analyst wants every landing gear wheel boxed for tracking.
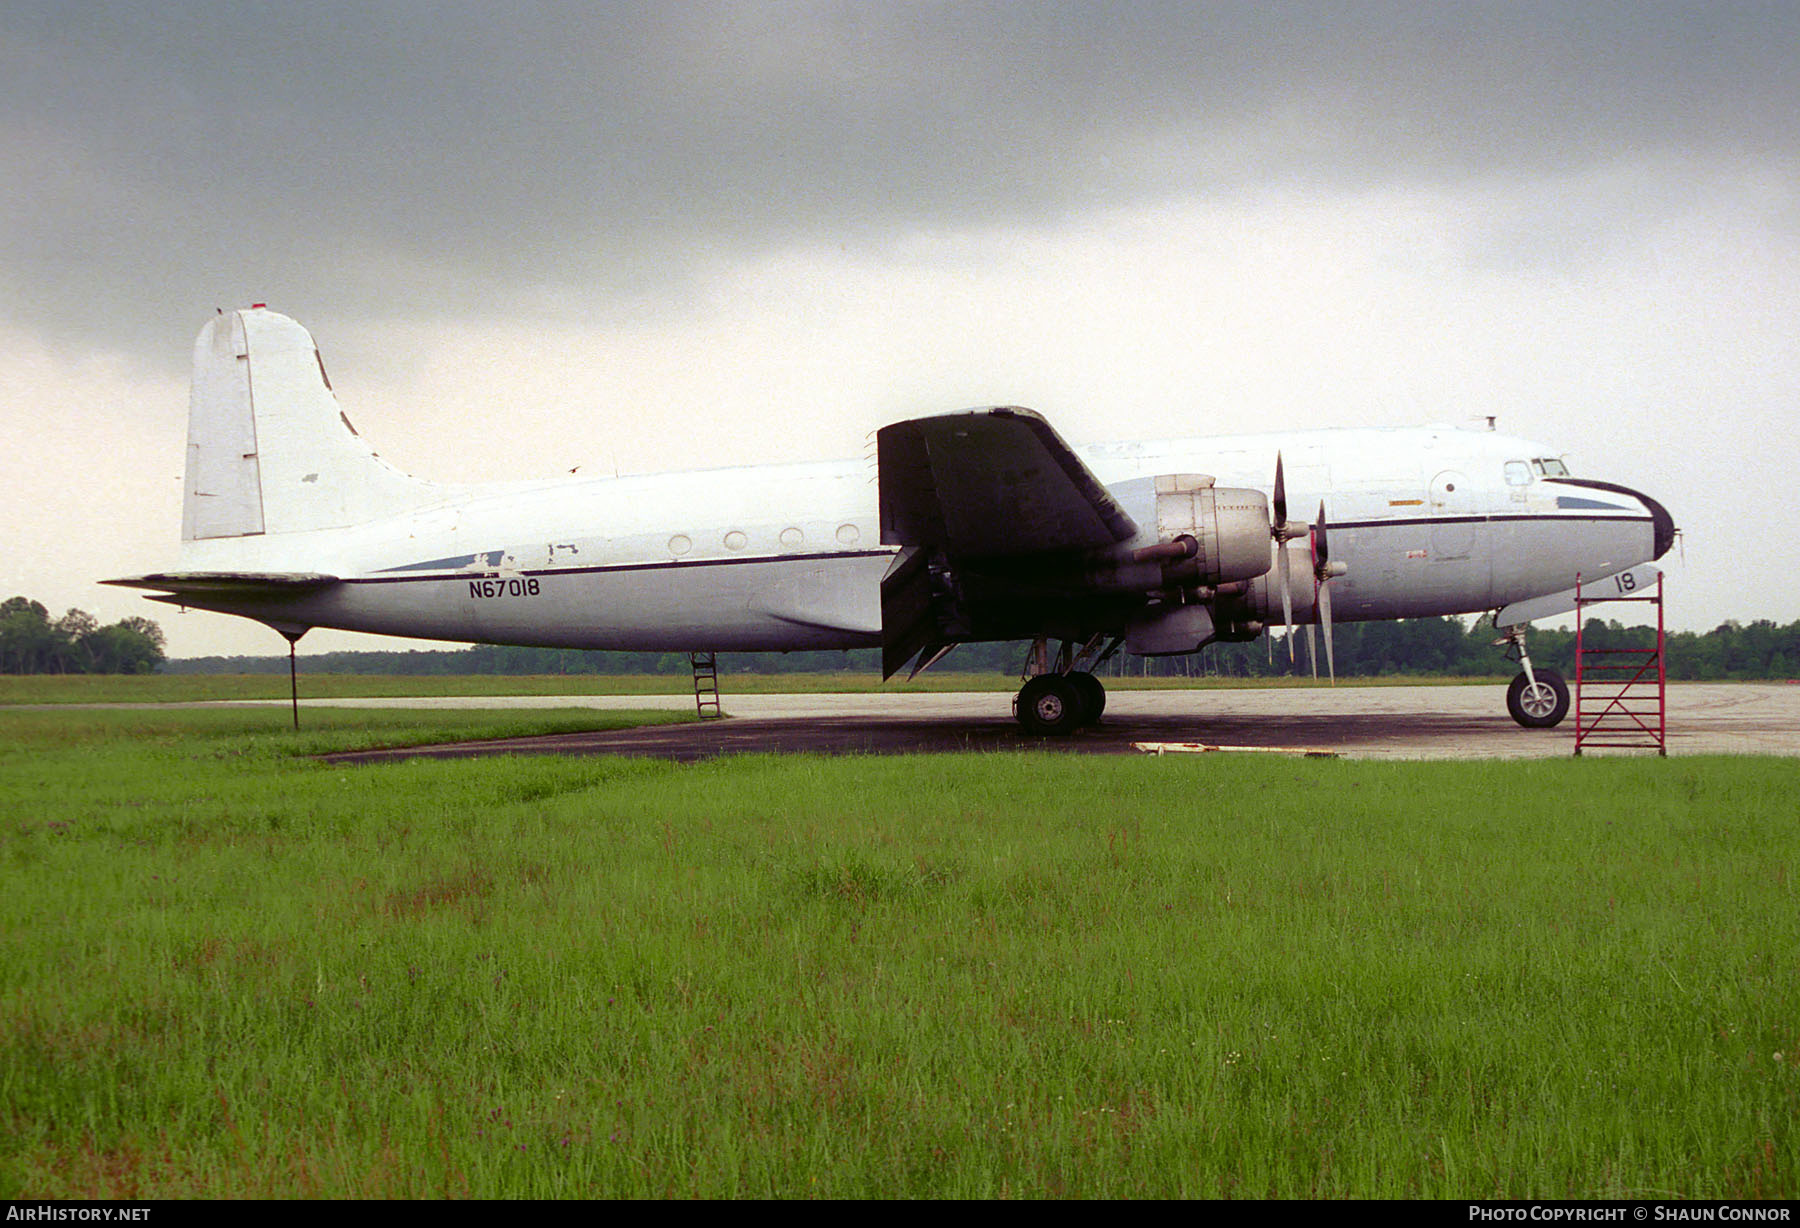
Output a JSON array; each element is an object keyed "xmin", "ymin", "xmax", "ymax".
[
  {"xmin": 1068, "ymin": 671, "xmax": 1106, "ymax": 724},
  {"xmin": 1016, "ymin": 674, "xmax": 1086, "ymax": 736},
  {"xmin": 1507, "ymin": 668, "xmax": 1569, "ymax": 729}
]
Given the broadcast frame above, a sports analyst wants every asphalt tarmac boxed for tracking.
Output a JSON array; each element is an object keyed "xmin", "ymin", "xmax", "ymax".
[{"xmin": 314, "ymin": 683, "xmax": 1800, "ymax": 765}]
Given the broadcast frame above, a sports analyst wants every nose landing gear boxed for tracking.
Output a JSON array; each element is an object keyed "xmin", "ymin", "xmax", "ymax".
[{"xmin": 1498, "ymin": 625, "xmax": 1570, "ymax": 728}]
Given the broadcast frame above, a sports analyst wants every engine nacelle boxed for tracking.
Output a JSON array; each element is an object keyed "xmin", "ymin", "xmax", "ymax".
[
  {"xmin": 1125, "ymin": 602, "xmax": 1215, "ymax": 655},
  {"xmin": 1241, "ymin": 548, "xmax": 1319, "ymax": 624},
  {"xmin": 1148, "ymin": 474, "xmax": 1273, "ymax": 585},
  {"xmin": 1073, "ymin": 475, "xmax": 1276, "ymax": 597}
]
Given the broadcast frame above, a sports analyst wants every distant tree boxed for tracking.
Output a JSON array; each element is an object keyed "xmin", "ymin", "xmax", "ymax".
[
  {"xmin": 0, "ymin": 596, "xmax": 166, "ymax": 674},
  {"xmin": 0, "ymin": 598, "xmax": 56, "ymax": 673},
  {"xmin": 82, "ymin": 623, "xmax": 166, "ymax": 674},
  {"xmin": 54, "ymin": 609, "xmax": 100, "ymax": 673},
  {"xmin": 117, "ymin": 616, "xmax": 166, "ymax": 652}
]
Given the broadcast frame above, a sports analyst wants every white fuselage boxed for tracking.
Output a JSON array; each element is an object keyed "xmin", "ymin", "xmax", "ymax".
[{"xmin": 172, "ymin": 424, "xmax": 1661, "ymax": 652}]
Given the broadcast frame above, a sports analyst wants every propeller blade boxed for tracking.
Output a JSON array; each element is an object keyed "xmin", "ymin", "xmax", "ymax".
[
  {"xmin": 1318, "ymin": 578, "xmax": 1336, "ymax": 684},
  {"xmin": 1277, "ymin": 539, "xmax": 1294, "ymax": 662},
  {"xmin": 1306, "ymin": 623, "xmax": 1317, "ymax": 680},
  {"xmin": 1273, "ymin": 452, "xmax": 1288, "ymax": 532},
  {"xmin": 1310, "ymin": 502, "xmax": 1339, "ymax": 684}
]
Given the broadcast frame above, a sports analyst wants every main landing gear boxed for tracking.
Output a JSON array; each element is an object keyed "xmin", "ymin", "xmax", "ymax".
[
  {"xmin": 1498, "ymin": 625, "xmax": 1569, "ymax": 729},
  {"xmin": 1014, "ymin": 635, "xmax": 1116, "ymax": 736}
]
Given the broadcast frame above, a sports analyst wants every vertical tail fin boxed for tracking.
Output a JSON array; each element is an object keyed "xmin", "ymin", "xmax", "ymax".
[{"xmin": 182, "ymin": 306, "xmax": 436, "ymax": 541}]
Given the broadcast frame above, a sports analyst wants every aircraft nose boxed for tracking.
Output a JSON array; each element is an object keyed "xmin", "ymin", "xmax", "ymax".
[
  {"xmin": 1635, "ymin": 487, "xmax": 1677, "ymax": 560},
  {"xmin": 1546, "ymin": 478, "xmax": 1677, "ymax": 561}
]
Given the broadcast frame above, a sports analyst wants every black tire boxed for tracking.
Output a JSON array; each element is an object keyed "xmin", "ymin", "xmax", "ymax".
[
  {"xmin": 1068, "ymin": 671, "xmax": 1106, "ymax": 724},
  {"xmin": 1016, "ymin": 674, "xmax": 1086, "ymax": 736},
  {"xmin": 1507, "ymin": 668, "xmax": 1569, "ymax": 729}
]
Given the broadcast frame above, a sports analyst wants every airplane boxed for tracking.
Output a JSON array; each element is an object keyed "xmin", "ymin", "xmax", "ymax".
[{"xmin": 108, "ymin": 306, "xmax": 1677, "ymax": 735}]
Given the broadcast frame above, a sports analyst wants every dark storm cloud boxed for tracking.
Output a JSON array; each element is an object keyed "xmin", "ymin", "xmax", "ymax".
[{"xmin": 4, "ymin": 1, "xmax": 1796, "ymax": 360}]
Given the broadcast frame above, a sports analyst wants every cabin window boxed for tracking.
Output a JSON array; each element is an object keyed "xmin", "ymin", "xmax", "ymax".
[
  {"xmin": 723, "ymin": 530, "xmax": 748, "ymax": 551},
  {"xmin": 1504, "ymin": 460, "xmax": 1531, "ymax": 486}
]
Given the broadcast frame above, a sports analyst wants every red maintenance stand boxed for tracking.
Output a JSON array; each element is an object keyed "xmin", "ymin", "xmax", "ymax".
[{"xmin": 1572, "ymin": 572, "xmax": 1667, "ymax": 756}]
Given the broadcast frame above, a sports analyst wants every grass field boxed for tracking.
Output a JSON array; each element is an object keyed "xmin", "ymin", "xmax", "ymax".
[
  {"xmin": 0, "ymin": 671, "xmax": 1504, "ymax": 706},
  {"xmin": 1, "ymin": 706, "xmax": 1795, "ymax": 1198}
]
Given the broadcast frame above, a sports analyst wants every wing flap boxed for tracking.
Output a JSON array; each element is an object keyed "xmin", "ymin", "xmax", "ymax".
[{"xmin": 880, "ymin": 546, "xmax": 940, "ymax": 679}]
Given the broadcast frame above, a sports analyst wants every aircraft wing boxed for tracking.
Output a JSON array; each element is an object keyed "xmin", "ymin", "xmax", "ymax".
[
  {"xmin": 878, "ymin": 407, "xmax": 1137, "ymax": 559},
  {"xmin": 1495, "ymin": 564, "xmax": 1662, "ymax": 629},
  {"xmin": 876, "ymin": 408, "xmax": 1139, "ymax": 677}
]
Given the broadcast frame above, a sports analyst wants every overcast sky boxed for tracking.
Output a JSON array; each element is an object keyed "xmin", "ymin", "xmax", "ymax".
[{"xmin": 4, "ymin": 2, "xmax": 1796, "ymax": 658}]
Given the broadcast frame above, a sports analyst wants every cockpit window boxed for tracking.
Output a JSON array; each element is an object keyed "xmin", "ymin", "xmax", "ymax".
[
  {"xmin": 1531, "ymin": 457, "xmax": 1570, "ymax": 477},
  {"xmin": 1504, "ymin": 460, "xmax": 1531, "ymax": 486}
]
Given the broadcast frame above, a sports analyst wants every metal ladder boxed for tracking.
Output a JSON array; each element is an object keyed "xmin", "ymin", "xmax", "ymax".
[
  {"xmin": 689, "ymin": 652, "xmax": 722, "ymax": 719},
  {"xmin": 1573, "ymin": 572, "xmax": 1666, "ymax": 756}
]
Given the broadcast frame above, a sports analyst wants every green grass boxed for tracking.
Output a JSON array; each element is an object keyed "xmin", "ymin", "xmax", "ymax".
[
  {"xmin": 0, "ymin": 671, "xmax": 1507, "ymax": 705},
  {"xmin": 1, "ymin": 707, "xmax": 1795, "ymax": 1197}
]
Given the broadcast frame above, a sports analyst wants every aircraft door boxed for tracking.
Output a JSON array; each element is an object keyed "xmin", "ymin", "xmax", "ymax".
[{"xmin": 1429, "ymin": 469, "xmax": 1475, "ymax": 559}]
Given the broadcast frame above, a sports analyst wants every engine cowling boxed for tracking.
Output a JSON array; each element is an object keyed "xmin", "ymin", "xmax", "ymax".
[{"xmin": 1147, "ymin": 474, "xmax": 1273, "ymax": 585}]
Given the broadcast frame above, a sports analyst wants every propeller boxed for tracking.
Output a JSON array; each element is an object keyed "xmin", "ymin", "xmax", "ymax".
[
  {"xmin": 1271, "ymin": 453, "xmax": 1301, "ymax": 663},
  {"xmin": 1271, "ymin": 460, "xmax": 1346, "ymax": 680},
  {"xmin": 1310, "ymin": 500, "xmax": 1347, "ymax": 683}
]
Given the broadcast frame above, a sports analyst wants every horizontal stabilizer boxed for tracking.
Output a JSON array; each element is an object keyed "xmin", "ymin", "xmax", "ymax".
[
  {"xmin": 103, "ymin": 571, "xmax": 340, "ymax": 596},
  {"xmin": 104, "ymin": 571, "xmax": 336, "ymax": 640}
]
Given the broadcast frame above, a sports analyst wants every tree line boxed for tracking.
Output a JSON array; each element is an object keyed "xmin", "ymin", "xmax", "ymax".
[
  {"xmin": 160, "ymin": 614, "xmax": 1800, "ymax": 682},
  {"xmin": 0, "ymin": 597, "xmax": 167, "ymax": 674}
]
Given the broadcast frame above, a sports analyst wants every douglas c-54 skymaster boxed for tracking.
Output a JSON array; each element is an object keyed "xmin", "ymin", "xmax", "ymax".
[{"xmin": 109, "ymin": 306, "xmax": 1676, "ymax": 734}]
